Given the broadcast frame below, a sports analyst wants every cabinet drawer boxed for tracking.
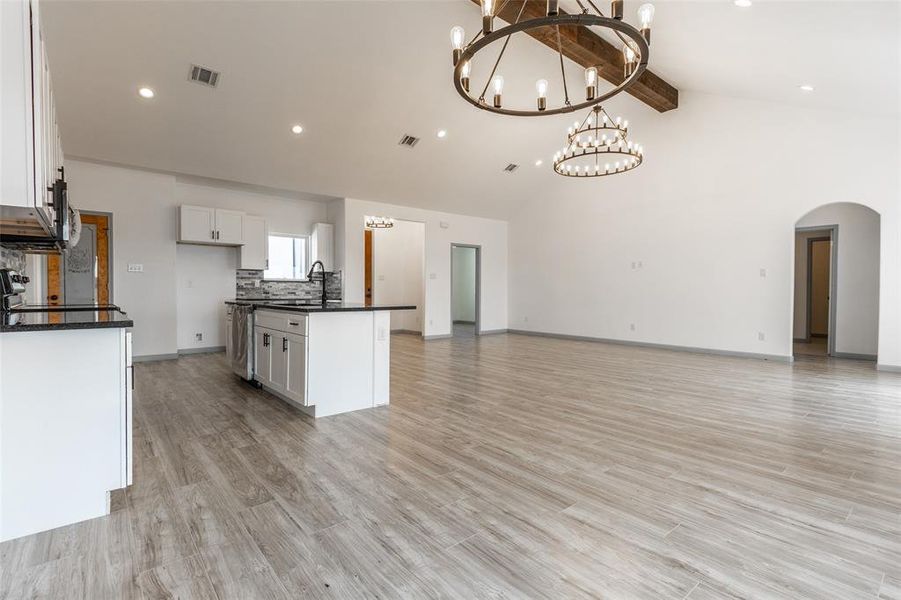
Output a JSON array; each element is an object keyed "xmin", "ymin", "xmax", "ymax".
[{"xmin": 254, "ymin": 310, "xmax": 307, "ymax": 335}]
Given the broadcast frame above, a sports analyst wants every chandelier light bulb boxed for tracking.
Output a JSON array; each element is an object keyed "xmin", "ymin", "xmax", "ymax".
[
  {"xmin": 623, "ymin": 119, "xmax": 629, "ymax": 130},
  {"xmin": 460, "ymin": 60, "xmax": 471, "ymax": 92},
  {"xmin": 638, "ymin": 3, "xmax": 655, "ymax": 41},
  {"xmin": 584, "ymin": 67, "xmax": 598, "ymax": 101},
  {"xmin": 481, "ymin": 0, "xmax": 494, "ymax": 34},
  {"xmin": 450, "ymin": 26, "xmax": 465, "ymax": 65},
  {"xmin": 492, "ymin": 74, "xmax": 504, "ymax": 108},
  {"xmin": 536, "ymin": 79, "xmax": 548, "ymax": 111}
]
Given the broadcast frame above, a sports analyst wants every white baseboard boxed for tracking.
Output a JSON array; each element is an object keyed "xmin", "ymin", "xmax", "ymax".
[{"xmin": 506, "ymin": 329, "xmax": 794, "ymax": 362}]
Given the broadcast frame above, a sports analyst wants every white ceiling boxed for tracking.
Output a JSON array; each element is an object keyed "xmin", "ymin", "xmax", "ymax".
[{"xmin": 41, "ymin": 0, "xmax": 899, "ymax": 219}]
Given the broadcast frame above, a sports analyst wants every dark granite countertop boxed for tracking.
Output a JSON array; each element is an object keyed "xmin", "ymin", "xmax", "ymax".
[
  {"xmin": 1, "ymin": 307, "xmax": 133, "ymax": 332},
  {"xmin": 226, "ymin": 300, "xmax": 415, "ymax": 313}
]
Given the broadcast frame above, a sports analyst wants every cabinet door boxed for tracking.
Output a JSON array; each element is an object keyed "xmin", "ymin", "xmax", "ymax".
[
  {"xmin": 311, "ymin": 223, "xmax": 334, "ymax": 271},
  {"xmin": 239, "ymin": 215, "xmax": 267, "ymax": 270},
  {"xmin": 215, "ymin": 209, "xmax": 244, "ymax": 245},
  {"xmin": 179, "ymin": 205, "xmax": 215, "ymax": 243},
  {"xmin": 284, "ymin": 333, "xmax": 307, "ymax": 405},
  {"xmin": 253, "ymin": 327, "xmax": 271, "ymax": 385},
  {"xmin": 269, "ymin": 334, "xmax": 288, "ymax": 393}
]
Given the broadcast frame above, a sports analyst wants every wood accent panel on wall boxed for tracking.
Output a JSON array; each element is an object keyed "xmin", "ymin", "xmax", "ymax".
[{"xmin": 466, "ymin": 0, "xmax": 679, "ymax": 112}]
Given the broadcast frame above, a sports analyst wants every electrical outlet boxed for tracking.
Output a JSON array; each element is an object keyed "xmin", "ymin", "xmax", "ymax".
[
  {"xmin": 523, "ymin": 316, "xmax": 529, "ymax": 323},
  {"xmin": 759, "ymin": 268, "xmax": 767, "ymax": 278},
  {"xmin": 757, "ymin": 331, "xmax": 765, "ymax": 341},
  {"xmin": 195, "ymin": 333, "xmax": 203, "ymax": 341},
  {"xmin": 630, "ymin": 323, "xmax": 636, "ymax": 331}
]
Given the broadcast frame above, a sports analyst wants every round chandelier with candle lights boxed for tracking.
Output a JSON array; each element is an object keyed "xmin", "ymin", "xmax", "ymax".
[
  {"xmin": 449, "ymin": 0, "xmax": 655, "ymax": 117},
  {"xmin": 552, "ymin": 105, "xmax": 643, "ymax": 177},
  {"xmin": 365, "ymin": 216, "xmax": 395, "ymax": 229}
]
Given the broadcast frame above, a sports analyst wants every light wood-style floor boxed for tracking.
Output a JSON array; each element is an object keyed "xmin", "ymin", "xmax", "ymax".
[{"xmin": 2, "ymin": 333, "xmax": 900, "ymax": 599}]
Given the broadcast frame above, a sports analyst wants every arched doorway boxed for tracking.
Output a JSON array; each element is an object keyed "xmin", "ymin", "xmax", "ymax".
[{"xmin": 792, "ymin": 203, "xmax": 880, "ymax": 360}]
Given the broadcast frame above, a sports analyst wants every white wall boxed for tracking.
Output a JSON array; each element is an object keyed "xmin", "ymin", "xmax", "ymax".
[
  {"xmin": 794, "ymin": 203, "xmax": 881, "ymax": 357},
  {"xmin": 508, "ymin": 91, "xmax": 900, "ymax": 366},
  {"xmin": 175, "ymin": 244, "xmax": 236, "ymax": 350},
  {"xmin": 452, "ymin": 246, "xmax": 476, "ymax": 323},
  {"xmin": 372, "ymin": 220, "xmax": 424, "ymax": 332},
  {"xmin": 336, "ymin": 198, "xmax": 508, "ymax": 338},
  {"xmin": 66, "ymin": 160, "xmax": 333, "ymax": 357}
]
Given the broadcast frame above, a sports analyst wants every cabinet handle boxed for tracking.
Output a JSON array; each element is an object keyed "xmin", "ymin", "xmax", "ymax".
[
  {"xmin": 211, "ymin": 230, "xmax": 215, "ymax": 240},
  {"xmin": 289, "ymin": 321, "xmax": 299, "ymax": 326},
  {"xmin": 263, "ymin": 333, "xmax": 269, "ymax": 347},
  {"xmin": 282, "ymin": 337, "xmax": 287, "ymax": 352}
]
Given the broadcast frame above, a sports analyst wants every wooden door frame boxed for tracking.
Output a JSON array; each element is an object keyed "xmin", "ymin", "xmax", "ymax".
[
  {"xmin": 364, "ymin": 229, "xmax": 373, "ymax": 306},
  {"xmin": 797, "ymin": 225, "xmax": 838, "ymax": 356},
  {"xmin": 450, "ymin": 243, "xmax": 481, "ymax": 336},
  {"xmin": 47, "ymin": 211, "xmax": 113, "ymax": 305}
]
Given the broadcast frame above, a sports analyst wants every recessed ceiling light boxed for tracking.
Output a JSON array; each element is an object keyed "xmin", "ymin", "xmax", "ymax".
[
  {"xmin": 437, "ymin": 129, "xmax": 447, "ymax": 138},
  {"xmin": 291, "ymin": 124, "xmax": 303, "ymax": 134},
  {"xmin": 734, "ymin": 0, "xmax": 752, "ymax": 7},
  {"xmin": 138, "ymin": 87, "xmax": 155, "ymax": 99},
  {"xmin": 534, "ymin": 159, "xmax": 543, "ymax": 166},
  {"xmin": 799, "ymin": 84, "xmax": 814, "ymax": 92}
]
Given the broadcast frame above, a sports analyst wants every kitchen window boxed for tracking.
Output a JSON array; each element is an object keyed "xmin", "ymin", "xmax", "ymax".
[{"xmin": 264, "ymin": 233, "xmax": 309, "ymax": 280}]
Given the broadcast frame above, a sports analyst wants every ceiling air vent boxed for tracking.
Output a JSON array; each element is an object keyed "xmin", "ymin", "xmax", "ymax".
[
  {"xmin": 398, "ymin": 134, "xmax": 420, "ymax": 148},
  {"xmin": 188, "ymin": 64, "xmax": 221, "ymax": 88},
  {"xmin": 503, "ymin": 163, "xmax": 519, "ymax": 173}
]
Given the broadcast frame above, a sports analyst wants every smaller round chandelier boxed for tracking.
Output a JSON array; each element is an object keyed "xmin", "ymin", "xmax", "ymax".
[
  {"xmin": 365, "ymin": 216, "xmax": 395, "ymax": 229},
  {"xmin": 553, "ymin": 105, "xmax": 643, "ymax": 178}
]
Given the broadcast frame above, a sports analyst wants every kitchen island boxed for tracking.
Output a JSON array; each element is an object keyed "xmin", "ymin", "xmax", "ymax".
[
  {"xmin": 0, "ymin": 307, "xmax": 133, "ymax": 542},
  {"xmin": 226, "ymin": 301, "xmax": 414, "ymax": 418}
]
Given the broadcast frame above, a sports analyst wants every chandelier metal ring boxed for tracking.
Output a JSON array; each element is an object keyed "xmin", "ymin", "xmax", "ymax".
[
  {"xmin": 553, "ymin": 147, "xmax": 642, "ymax": 177},
  {"xmin": 452, "ymin": 13, "xmax": 649, "ymax": 117}
]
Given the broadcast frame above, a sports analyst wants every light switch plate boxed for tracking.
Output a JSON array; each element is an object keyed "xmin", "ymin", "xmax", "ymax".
[{"xmin": 127, "ymin": 264, "xmax": 143, "ymax": 272}]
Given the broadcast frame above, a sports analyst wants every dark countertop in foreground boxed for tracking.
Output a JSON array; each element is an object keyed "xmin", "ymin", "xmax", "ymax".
[
  {"xmin": 1, "ymin": 307, "xmax": 133, "ymax": 332},
  {"xmin": 226, "ymin": 300, "xmax": 416, "ymax": 313}
]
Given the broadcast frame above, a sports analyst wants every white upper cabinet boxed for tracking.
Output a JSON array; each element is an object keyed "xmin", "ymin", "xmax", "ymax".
[
  {"xmin": 177, "ymin": 205, "xmax": 247, "ymax": 246},
  {"xmin": 240, "ymin": 215, "xmax": 267, "ymax": 270},
  {"xmin": 1, "ymin": 0, "xmax": 61, "ymax": 228},
  {"xmin": 310, "ymin": 222, "xmax": 334, "ymax": 271},
  {"xmin": 215, "ymin": 209, "xmax": 244, "ymax": 244},
  {"xmin": 178, "ymin": 205, "xmax": 216, "ymax": 243}
]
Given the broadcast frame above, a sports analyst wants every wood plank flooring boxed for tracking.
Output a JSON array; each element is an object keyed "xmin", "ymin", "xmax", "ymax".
[{"xmin": 2, "ymin": 333, "xmax": 900, "ymax": 599}]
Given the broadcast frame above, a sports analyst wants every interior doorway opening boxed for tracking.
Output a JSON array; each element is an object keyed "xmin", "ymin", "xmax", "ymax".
[
  {"xmin": 366, "ymin": 219, "xmax": 425, "ymax": 334},
  {"xmin": 47, "ymin": 211, "xmax": 112, "ymax": 306},
  {"xmin": 793, "ymin": 227, "xmax": 835, "ymax": 357},
  {"xmin": 451, "ymin": 244, "xmax": 480, "ymax": 338},
  {"xmin": 792, "ymin": 202, "xmax": 880, "ymax": 362}
]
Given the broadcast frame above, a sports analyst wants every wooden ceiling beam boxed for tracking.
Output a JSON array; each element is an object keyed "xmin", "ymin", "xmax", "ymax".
[{"xmin": 466, "ymin": 0, "xmax": 678, "ymax": 112}]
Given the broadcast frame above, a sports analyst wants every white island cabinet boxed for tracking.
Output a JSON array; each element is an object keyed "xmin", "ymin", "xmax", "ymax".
[
  {"xmin": 0, "ymin": 315, "xmax": 133, "ymax": 542},
  {"xmin": 251, "ymin": 306, "xmax": 400, "ymax": 417}
]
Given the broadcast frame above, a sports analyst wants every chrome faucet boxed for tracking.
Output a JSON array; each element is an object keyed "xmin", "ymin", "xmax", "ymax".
[{"xmin": 306, "ymin": 260, "xmax": 328, "ymax": 305}]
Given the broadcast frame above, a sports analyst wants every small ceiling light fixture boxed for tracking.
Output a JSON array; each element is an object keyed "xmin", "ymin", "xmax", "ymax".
[
  {"xmin": 799, "ymin": 84, "xmax": 815, "ymax": 92},
  {"xmin": 291, "ymin": 124, "xmax": 303, "ymax": 134},
  {"xmin": 553, "ymin": 105, "xmax": 643, "ymax": 178},
  {"xmin": 437, "ymin": 129, "xmax": 447, "ymax": 138},
  {"xmin": 534, "ymin": 159, "xmax": 543, "ymax": 167},
  {"xmin": 734, "ymin": 0, "xmax": 752, "ymax": 7},
  {"xmin": 365, "ymin": 216, "xmax": 395, "ymax": 229},
  {"xmin": 449, "ymin": 0, "xmax": 654, "ymax": 117},
  {"xmin": 138, "ymin": 87, "xmax": 155, "ymax": 99}
]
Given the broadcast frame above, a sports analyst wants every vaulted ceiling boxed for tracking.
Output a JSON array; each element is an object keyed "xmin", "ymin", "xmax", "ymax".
[{"xmin": 41, "ymin": 1, "xmax": 899, "ymax": 219}]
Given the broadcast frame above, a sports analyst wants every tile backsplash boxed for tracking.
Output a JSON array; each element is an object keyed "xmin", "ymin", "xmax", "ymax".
[
  {"xmin": 236, "ymin": 269, "xmax": 343, "ymax": 301},
  {"xmin": 0, "ymin": 246, "xmax": 26, "ymax": 272}
]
